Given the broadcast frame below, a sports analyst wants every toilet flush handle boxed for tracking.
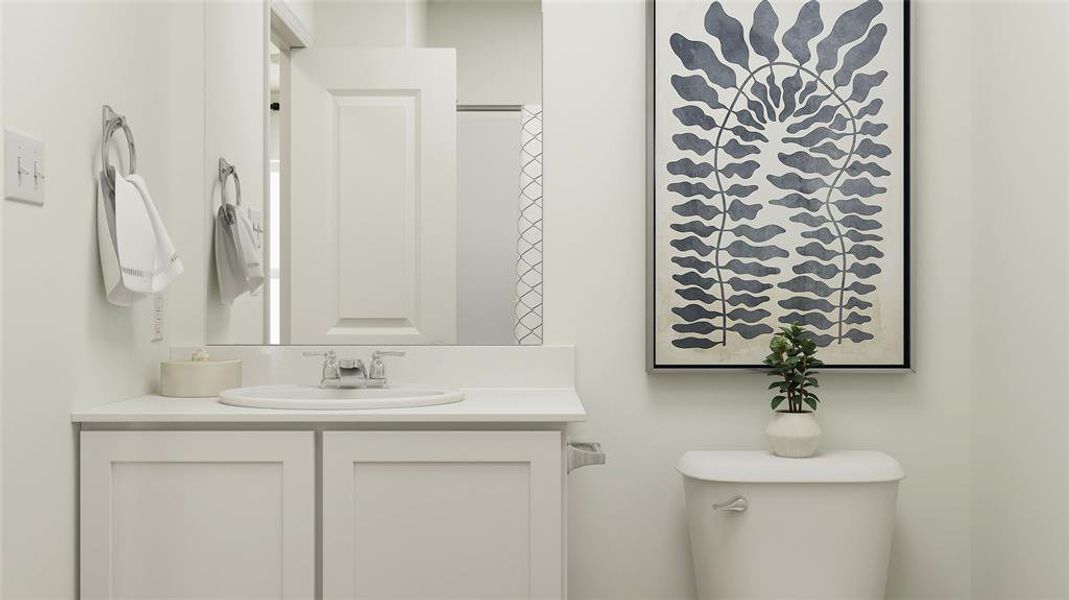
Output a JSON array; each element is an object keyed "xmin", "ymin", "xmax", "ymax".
[{"xmin": 712, "ymin": 496, "xmax": 748, "ymax": 512}]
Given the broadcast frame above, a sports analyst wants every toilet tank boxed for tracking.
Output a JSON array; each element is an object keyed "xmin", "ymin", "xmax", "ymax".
[{"xmin": 678, "ymin": 451, "xmax": 904, "ymax": 600}]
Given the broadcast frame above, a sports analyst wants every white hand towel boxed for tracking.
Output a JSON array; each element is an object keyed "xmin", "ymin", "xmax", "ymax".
[
  {"xmin": 233, "ymin": 205, "xmax": 264, "ymax": 293},
  {"xmin": 126, "ymin": 174, "xmax": 183, "ymax": 292},
  {"xmin": 214, "ymin": 204, "xmax": 246, "ymax": 304},
  {"xmin": 97, "ymin": 169, "xmax": 183, "ymax": 304},
  {"xmin": 97, "ymin": 169, "xmax": 147, "ymax": 306},
  {"xmin": 214, "ymin": 203, "xmax": 264, "ymax": 303},
  {"xmin": 113, "ymin": 172, "xmax": 157, "ymax": 294}
]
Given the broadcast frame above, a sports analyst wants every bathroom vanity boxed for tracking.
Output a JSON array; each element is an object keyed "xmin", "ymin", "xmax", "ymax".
[
  {"xmin": 68, "ymin": 0, "xmax": 564, "ymax": 594},
  {"xmin": 73, "ymin": 388, "xmax": 587, "ymax": 600}
]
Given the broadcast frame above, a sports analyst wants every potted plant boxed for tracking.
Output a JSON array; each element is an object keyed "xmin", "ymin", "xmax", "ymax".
[{"xmin": 763, "ymin": 324, "xmax": 824, "ymax": 458}]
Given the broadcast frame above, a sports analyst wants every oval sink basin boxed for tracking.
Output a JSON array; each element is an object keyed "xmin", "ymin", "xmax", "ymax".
[{"xmin": 218, "ymin": 384, "xmax": 464, "ymax": 410}]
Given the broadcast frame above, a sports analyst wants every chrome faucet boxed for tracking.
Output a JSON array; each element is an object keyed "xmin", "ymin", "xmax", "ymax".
[
  {"xmin": 336, "ymin": 357, "xmax": 369, "ymax": 388},
  {"xmin": 303, "ymin": 349, "xmax": 405, "ymax": 389},
  {"xmin": 303, "ymin": 350, "xmax": 367, "ymax": 388}
]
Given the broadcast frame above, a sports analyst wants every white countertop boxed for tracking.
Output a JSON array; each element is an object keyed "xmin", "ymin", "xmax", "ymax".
[{"xmin": 72, "ymin": 388, "xmax": 587, "ymax": 424}]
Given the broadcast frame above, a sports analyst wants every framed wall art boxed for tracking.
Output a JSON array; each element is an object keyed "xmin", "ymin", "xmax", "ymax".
[{"xmin": 649, "ymin": 0, "xmax": 910, "ymax": 369}]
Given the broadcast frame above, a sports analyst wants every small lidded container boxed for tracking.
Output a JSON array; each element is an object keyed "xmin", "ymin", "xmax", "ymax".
[{"xmin": 159, "ymin": 348, "xmax": 241, "ymax": 397}]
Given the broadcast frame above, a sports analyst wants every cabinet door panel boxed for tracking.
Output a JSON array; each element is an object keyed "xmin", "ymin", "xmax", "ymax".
[
  {"xmin": 80, "ymin": 431, "xmax": 315, "ymax": 600},
  {"xmin": 322, "ymin": 431, "xmax": 562, "ymax": 600}
]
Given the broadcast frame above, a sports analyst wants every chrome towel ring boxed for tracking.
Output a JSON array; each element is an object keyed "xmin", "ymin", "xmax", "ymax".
[
  {"xmin": 101, "ymin": 105, "xmax": 136, "ymax": 188},
  {"xmin": 218, "ymin": 157, "xmax": 242, "ymax": 207}
]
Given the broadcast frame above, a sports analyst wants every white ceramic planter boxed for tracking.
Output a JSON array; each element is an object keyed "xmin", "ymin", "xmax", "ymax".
[{"xmin": 766, "ymin": 411, "xmax": 822, "ymax": 458}]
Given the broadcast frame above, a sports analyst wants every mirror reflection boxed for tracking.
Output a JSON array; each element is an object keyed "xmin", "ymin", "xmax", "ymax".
[{"xmin": 209, "ymin": 0, "xmax": 543, "ymax": 346}]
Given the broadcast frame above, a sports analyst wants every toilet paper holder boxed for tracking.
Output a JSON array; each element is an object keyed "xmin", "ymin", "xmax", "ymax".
[{"xmin": 567, "ymin": 441, "xmax": 605, "ymax": 473}]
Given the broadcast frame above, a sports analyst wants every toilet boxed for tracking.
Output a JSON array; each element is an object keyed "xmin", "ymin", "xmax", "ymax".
[{"xmin": 678, "ymin": 450, "xmax": 904, "ymax": 600}]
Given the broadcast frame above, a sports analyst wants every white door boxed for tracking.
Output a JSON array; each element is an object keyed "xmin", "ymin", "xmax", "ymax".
[
  {"xmin": 284, "ymin": 48, "xmax": 457, "ymax": 344},
  {"xmin": 322, "ymin": 431, "xmax": 564, "ymax": 600},
  {"xmin": 80, "ymin": 431, "xmax": 315, "ymax": 600}
]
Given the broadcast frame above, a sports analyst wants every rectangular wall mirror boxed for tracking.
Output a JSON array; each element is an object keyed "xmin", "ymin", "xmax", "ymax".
[{"xmin": 207, "ymin": 0, "xmax": 543, "ymax": 346}]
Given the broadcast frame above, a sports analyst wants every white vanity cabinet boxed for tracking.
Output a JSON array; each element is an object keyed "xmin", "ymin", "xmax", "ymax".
[
  {"xmin": 79, "ymin": 431, "xmax": 316, "ymax": 600},
  {"xmin": 322, "ymin": 431, "xmax": 564, "ymax": 599},
  {"xmin": 75, "ymin": 392, "xmax": 584, "ymax": 600}
]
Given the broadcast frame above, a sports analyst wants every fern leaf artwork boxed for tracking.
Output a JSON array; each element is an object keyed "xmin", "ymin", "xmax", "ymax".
[{"xmin": 652, "ymin": 0, "xmax": 908, "ymax": 369}]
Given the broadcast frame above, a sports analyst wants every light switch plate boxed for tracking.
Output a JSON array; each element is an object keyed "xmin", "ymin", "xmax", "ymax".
[
  {"xmin": 4, "ymin": 129, "xmax": 45, "ymax": 206},
  {"xmin": 151, "ymin": 295, "xmax": 164, "ymax": 342}
]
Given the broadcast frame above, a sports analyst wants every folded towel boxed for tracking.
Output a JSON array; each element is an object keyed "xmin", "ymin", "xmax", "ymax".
[
  {"xmin": 97, "ymin": 168, "xmax": 147, "ymax": 306},
  {"xmin": 96, "ymin": 169, "xmax": 183, "ymax": 305},
  {"xmin": 213, "ymin": 206, "xmax": 256, "ymax": 302},
  {"xmin": 215, "ymin": 204, "xmax": 243, "ymax": 304},
  {"xmin": 214, "ymin": 203, "xmax": 264, "ymax": 304},
  {"xmin": 126, "ymin": 174, "xmax": 184, "ymax": 291},
  {"xmin": 235, "ymin": 205, "xmax": 264, "ymax": 292},
  {"xmin": 113, "ymin": 171, "xmax": 157, "ymax": 294}
]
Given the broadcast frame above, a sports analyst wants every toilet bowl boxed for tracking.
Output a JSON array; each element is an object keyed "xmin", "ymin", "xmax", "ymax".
[{"xmin": 678, "ymin": 451, "xmax": 903, "ymax": 600}]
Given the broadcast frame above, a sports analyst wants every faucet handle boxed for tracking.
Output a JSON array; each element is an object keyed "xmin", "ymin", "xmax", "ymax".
[
  {"xmin": 369, "ymin": 350, "xmax": 406, "ymax": 381},
  {"xmin": 304, "ymin": 350, "xmax": 340, "ymax": 389}
]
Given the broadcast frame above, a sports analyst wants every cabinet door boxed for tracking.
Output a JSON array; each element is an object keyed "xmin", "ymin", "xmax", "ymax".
[
  {"xmin": 80, "ymin": 431, "xmax": 315, "ymax": 600},
  {"xmin": 322, "ymin": 431, "xmax": 563, "ymax": 600}
]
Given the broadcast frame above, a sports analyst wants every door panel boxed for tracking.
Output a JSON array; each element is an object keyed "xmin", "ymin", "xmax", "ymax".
[{"xmin": 286, "ymin": 48, "xmax": 457, "ymax": 344}]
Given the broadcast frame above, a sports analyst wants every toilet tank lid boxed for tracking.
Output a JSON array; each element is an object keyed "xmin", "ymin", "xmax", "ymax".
[{"xmin": 677, "ymin": 450, "xmax": 904, "ymax": 483}]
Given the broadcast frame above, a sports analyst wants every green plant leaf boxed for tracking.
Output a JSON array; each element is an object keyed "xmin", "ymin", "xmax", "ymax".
[{"xmin": 757, "ymin": 324, "xmax": 826, "ymax": 410}]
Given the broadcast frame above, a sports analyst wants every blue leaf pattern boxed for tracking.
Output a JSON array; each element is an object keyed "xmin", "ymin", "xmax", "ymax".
[{"xmin": 666, "ymin": 0, "xmax": 893, "ymax": 350}]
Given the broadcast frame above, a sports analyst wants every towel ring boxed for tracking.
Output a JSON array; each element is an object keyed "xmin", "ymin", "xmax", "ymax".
[
  {"xmin": 219, "ymin": 158, "xmax": 242, "ymax": 207},
  {"xmin": 101, "ymin": 105, "xmax": 136, "ymax": 186}
]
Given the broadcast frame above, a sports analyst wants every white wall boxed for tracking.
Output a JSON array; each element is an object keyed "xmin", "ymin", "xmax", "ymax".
[
  {"xmin": 540, "ymin": 0, "xmax": 1061, "ymax": 598},
  {"xmin": 1, "ymin": 1, "xmax": 205, "ymax": 596},
  {"xmin": 970, "ymin": 1, "xmax": 1069, "ymax": 598},
  {"xmin": 167, "ymin": 6, "xmax": 209, "ymax": 350},
  {"xmin": 204, "ymin": 0, "xmax": 269, "ymax": 345},
  {"xmin": 407, "ymin": 0, "xmax": 429, "ymax": 47},
  {"xmin": 457, "ymin": 111, "xmax": 521, "ymax": 345},
  {"xmin": 315, "ymin": 0, "xmax": 429, "ymax": 47},
  {"xmin": 426, "ymin": 0, "xmax": 542, "ymax": 105},
  {"xmin": 0, "ymin": 1, "xmax": 6, "ymax": 590},
  {"xmin": 314, "ymin": 0, "xmax": 540, "ymax": 105}
]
